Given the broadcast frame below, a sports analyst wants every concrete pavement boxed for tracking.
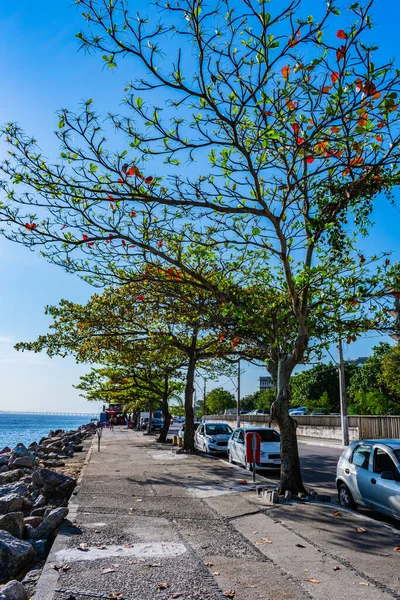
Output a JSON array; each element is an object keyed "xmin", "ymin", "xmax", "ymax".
[{"xmin": 33, "ymin": 428, "xmax": 400, "ymax": 600}]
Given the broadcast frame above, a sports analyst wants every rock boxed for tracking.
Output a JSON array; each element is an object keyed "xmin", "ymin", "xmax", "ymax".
[
  {"xmin": 0, "ymin": 579, "xmax": 28, "ymax": 600},
  {"xmin": 0, "ymin": 513, "xmax": 24, "ymax": 539},
  {"xmin": 0, "ymin": 531, "xmax": 36, "ymax": 583},
  {"xmin": 30, "ymin": 508, "xmax": 46, "ymax": 518},
  {"xmin": 28, "ymin": 538, "xmax": 47, "ymax": 556},
  {"xmin": 29, "ymin": 507, "xmax": 68, "ymax": 540},
  {"xmin": 32, "ymin": 495, "xmax": 46, "ymax": 509},
  {"xmin": 0, "ymin": 456, "xmax": 10, "ymax": 467},
  {"xmin": 43, "ymin": 460, "xmax": 65, "ymax": 468},
  {"xmin": 0, "ymin": 495, "xmax": 23, "ymax": 515},
  {"xmin": 8, "ymin": 457, "xmax": 34, "ymax": 470},
  {"xmin": 73, "ymin": 444, "xmax": 83, "ymax": 452},
  {"xmin": 31, "ymin": 468, "xmax": 75, "ymax": 497},
  {"xmin": 23, "ymin": 516, "xmax": 43, "ymax": 528},
  {"xmin": 0, "ymin": 471, "xmax": 23, "ymax": 486},
  {"xmin": 0, "ymin": 483, "xmax": 28, "ymax": 498},
  {"xmin": 0, "ymin": 467, "xmax": 8, "ymax": 474}
]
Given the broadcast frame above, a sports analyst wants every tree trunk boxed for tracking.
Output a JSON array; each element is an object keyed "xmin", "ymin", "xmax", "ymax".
[
  {"xmin": 184, "ymin": 354, "xmax": 196, "ymax": 451},
  {"xmin": 158, "ymin": 396, "xmax": 171, "ymax": 443},
  {"xmin": 270, "ymin": 355, "xmax": 306, "ymax": 495}
]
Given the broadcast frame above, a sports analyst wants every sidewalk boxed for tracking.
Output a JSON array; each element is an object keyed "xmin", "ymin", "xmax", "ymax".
[{"xmin": 34, "ymin": 428, "xmax": 400, "ymax": 600}]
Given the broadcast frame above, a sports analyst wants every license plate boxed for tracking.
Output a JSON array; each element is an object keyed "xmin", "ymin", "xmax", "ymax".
[{"xmin": 273, "ymin": 459, "xmax": 281, "ymax": 464}]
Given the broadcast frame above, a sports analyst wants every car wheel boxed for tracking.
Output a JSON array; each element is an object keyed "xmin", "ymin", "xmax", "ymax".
[
  {"xmin": 338, "ymin": 483, "xmax": 357, "ymax": 510},
  {"xmin": 228, "ymin": 450, "xmax": 234, "ymax": 464}
]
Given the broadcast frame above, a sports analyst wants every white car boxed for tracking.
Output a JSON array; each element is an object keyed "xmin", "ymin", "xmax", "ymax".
[
  {"xmin": 178, "ymin": 422, "xmax": 201, "ymax": 440},
  {"xmin": 228, "ymin": 427, "xmax": 281, "ymax": 470},
  {"xmin": 194, "ymin": 422, "xmax": 233, "ymax": 453},
  {"xmin": 288, "ymin": 407, "xmax": 308, "ymax": 416}
]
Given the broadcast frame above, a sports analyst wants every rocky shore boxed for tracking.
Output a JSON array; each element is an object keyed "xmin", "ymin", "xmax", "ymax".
[{"xmin": 0, "ymin": 425, "xmax": 95, "ymax": 599}]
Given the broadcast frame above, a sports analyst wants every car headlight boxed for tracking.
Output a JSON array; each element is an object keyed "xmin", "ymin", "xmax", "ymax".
[{"xmin": 205, "ymin": 436, "xmax": 216, "ymax": 442}]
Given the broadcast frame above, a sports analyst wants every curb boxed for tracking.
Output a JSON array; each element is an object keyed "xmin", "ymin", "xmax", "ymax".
[
  {"xmin": 297, "ymin": 438, "xmax": 345, "ymax": 449},
  {"xmin": 32, "ymin": 435, "xmax": 96, "ymax": 600}
]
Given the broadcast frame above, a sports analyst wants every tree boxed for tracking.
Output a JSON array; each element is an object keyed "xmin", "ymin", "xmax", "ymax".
[
  {"xmin": 205, "ymin": 387, "xmax": 235, "ymax": 415},
  {"xmin": 2, "ymin": 0, "xmax": 400, "ymax": 492},
  {"xmin": 255, "ymin": 388, "xmax": 276, "ymax": 411}
]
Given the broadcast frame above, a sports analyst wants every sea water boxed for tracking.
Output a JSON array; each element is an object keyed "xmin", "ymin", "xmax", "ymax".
[{"xmin": 0, "ymin": 413, "xmax": 98, "ymax": 449}]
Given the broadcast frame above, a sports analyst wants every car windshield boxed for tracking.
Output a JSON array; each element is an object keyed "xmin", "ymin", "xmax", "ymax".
[
  {"xmin": 205, "ymin": 424, "xmax": 232, "ymax": 435},
  {"xmin": 393, "ymin": 449, "xmax": 400, "ymax": 463},
  {"xmin": 247, "ymin": 430, "xmax": 280, "ymax": 442}
]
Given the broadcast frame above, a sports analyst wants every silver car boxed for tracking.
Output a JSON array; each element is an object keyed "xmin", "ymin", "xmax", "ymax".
[
  {"xmin": 194, "ymin": 422, "xmax": 233, "ymax": 453},
  {"xmin": 228, "ymin": 427, "xmax": 281, "ymax": 470},
  {"xmin": 336, "ymin": 439, "xmax": 400, "ymax": 520}
]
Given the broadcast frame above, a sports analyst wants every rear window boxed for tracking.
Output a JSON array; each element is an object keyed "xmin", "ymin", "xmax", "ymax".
[
  {"xmin": 246, "ymin": 430, "xmax": 280, "ymax": 442},
  {"xmin": 205, "ymin": 424, "xmax": 233, "ymax": 435}
]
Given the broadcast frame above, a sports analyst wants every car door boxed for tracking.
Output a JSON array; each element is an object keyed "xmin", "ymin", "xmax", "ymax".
[
  {"xmin": 236, "ymin": 429, "xmax": 245, "ymax": 466},
  {"xmin": 367, "ymin": 446, "xmax": 400, "ymax": 518},
  {"xmin": 346, "ymin": 443, "xmax": 373, "ymax": 505},
  {"xmin": 230, "ymin": 430, "xmax": 239, "ymax": 460},
  {"xmin": 195, "ymin": 424, "xmax": 204, "ymax": 450}
]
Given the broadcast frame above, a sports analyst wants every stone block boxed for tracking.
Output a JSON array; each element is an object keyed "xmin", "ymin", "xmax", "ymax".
[{"xmin": 0, "ymin": 579, "xmax": 28, "ymax": 600}]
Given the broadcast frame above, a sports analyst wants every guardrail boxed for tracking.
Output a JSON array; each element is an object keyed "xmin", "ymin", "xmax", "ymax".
[{"xmin": 205, "ymin": 414, "xmax": 400, "ymax": 441}]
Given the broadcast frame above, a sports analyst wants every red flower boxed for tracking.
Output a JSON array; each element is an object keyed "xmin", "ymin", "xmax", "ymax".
[
  {"xmin": 321, "ymin": 86, "xmax": 332, "ymax": 94},
  {"xmin": 306, "ymin": 156, "xmax": 314, "ymax": 164},
  {"xmin": 376, "ymin": 135, "xmax": 383, "ymax": 142},
  {"xmin": 377, "ymin": 122, "xmax": 385, "ymax": 129},
  {"xmin": 296, "ymin": 137, "xmax": 304, "ymax": 145},
  {"xmin": 281, "ymin": 65, "xmax": 290, "ymax": 80},
  {"xmin": 82, "ymin": 235, "xmax": 89, "ymax": 241},
  {"xmin": 218, "ymin": 332, "xmax": 225, "ymax": 341},
  {"xmin": 117, "ymin": 178, "xmax": 123, "ymax": 184},
  {"xmin": 263, "ymin": 110, "xmax": 273, "ymax": 116},
  {"xmin": 144, "ymin": 176, "xmax": 153, "ymax": 184},
  {"xmin": 336, "ymin": 46, "xmax": 346, "ymax": 61},
  {"xmin": 137, "ymin": 295, "xmax": 145, "ymax": 301},
  {"xmin": 286, "ymin": 99, "xmax": 298, "ymax": 110},
  {"xmin": 291, "ymin": 123, "xmax": 300, "ymax": 134},
  {"xmin": 330, "ymin": 71, "xmax": 339, "ymax": 84},
  {"xmin": 122, "ymin": 240, "xmax": 126, "ymax": 246},
  {"xmin": 131, "ymin": 211, "xmax": 137, "ymax": 218},
  {"xmin": 127, "ymin": 166, "xmax": 142, "ymax": 178},
  {"xmin": 107, "ymin": 194, "xmax": 114, "ymax": 200},
  {"xmin": 109, "ymin": 203, "xmax": 115, "ymax": 210},
  {"xmin": 336, "ymin": 30, "xmax": 346, "ymax": 40},
  {"xmin": 61, "ymin": 224, "xmax": 67, "ymax": 230},
  {"xmin": 25, "ymin": 223, "xmax": 37, "ymax": 231},
  {"xmin": 158, "ymin": 241, "xmax": 164, "ymax": 248},
  {"xmin": 87, "ymin": 242, "xmax": 94, "ymax": 249}
]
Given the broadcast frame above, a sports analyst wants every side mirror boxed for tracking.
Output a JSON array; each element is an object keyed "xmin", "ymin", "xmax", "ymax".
[
  {"xmin": 237, "ymin": 439, "xmax": 244, "ymax": 444},
  {"xmin": 381, "ymin": 470, "xmax": 398, "ymax": 481}
]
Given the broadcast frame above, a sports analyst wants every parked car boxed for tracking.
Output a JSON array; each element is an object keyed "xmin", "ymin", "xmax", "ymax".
[
  {"xmin": 178, "ymin": 422, "xmax": 202, "ymax": 440},
  {"xmin": 141, "ymin": 417, "xmax": 149, "ymax": 430},
  {"xmin": 288, "ymin": 407, "xmax": 308, "ymax": 416},
  {"xmin": 249, "ymin": 409, "xmax": 270, "ymax": 415},
  {"xmin": 310, "ymin": 408, "xmax": 329, "ymax": 416},
  {"xmin": 148, "ymin": 417, "xmax": 164, "ymax": 432},
  {"xmin": 194, "ymin": 422, "xmax": 233, "ymax": 453},
  {"xmin": 336, "ymin": 439, "xmax": 400, "ymax": 520},
  {"xmin": 228, "ymin": 427, "xmax": 281, "ymax": 470}
]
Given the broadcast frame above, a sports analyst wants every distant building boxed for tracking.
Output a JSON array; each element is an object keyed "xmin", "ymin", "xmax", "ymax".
[
  {"xmin": 346, "ymin": 356, "xmax": 368, "ymax": 366},
  {"xmin": 259, "ymin": 376, "xmax": 274, "ymax": 391}
]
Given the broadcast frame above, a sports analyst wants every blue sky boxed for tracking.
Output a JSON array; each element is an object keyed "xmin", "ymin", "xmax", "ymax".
[{"xmin": 0, "ymin": 0, "xmax": 399, "ymax": 412}]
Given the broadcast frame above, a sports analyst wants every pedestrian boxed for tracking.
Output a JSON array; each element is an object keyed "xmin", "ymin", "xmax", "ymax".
[{"xmin": 110, "ymin": 416, "xmax": 116, "ymax": 432}]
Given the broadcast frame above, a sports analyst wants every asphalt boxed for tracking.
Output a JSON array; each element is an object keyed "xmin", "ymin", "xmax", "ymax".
[{"xmin": 33, "ymin": 427, "xmax": 400, "ymax": 600}]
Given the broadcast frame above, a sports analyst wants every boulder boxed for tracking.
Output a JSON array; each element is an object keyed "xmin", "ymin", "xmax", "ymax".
[
  {"xmin": 0, "ymin": 467, "xmax": 8, "ymax": 474},
  {"xmin": 0, "ymin": 513, "xmax": 24, "ymax": 539},
  {"xmin": 0, "ymin": 531, "xmax": 36, "ymax": 583},
  {"xmin": 23, "ymin": 516, "xmax": 43, "ymax": 529},
  {"xmin": 0, "ymin": 495, "xmax": 23, "ymax": 515},
  {"xmin": 0, "ymin": 456, "xmax": 10, "ymax": 467},
  {"xmin": 30, "ymin": 507, "xmax": 47, "ymax": 517},
  {"xmin": 29, "ymin": 507, "xmax": 68, "ymax": 540},
  {"xmin": 8, "ymin": 458, "xmax": 34, "ymax": 471},
  {"xmin": 0, "ymin": 448, "xmax": 11, "ymax": 455},
  {"xmin": 0, "ymin": 471, "xmax": 23, "ymax": 486},
  {"xmin": 32, "ymin": 495, "xmax": 46, "ymax": 509},
  {"xmin": 0, "ymin": 579, "xmax": 28, "ymax": 600},
  {"xmin": 0, "ymin": 483, "xmax": 28, "ymax": 499},
  {"xmin": 43, "ymin": 460, "xmax": 65, "ymax": 468},
  {"xmin": 31, "ymin": 468, "xmax": 75, "ymax": 498}
]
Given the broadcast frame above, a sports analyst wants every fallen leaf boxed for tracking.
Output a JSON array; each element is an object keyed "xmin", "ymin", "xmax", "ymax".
[
  {"xmin": 261, "ymin": 538, "xmax": 273, "ymax": 544},
  {"xmin": 112, "ymin": 564, "xmax": 122, "ymax": 568},
  {"xmin": 102, "ymin": 568, "xmax": 116, "ymax": 574},
  {"xmin": 149, "ymin": 563, "xmax": 162, "ymax": 567},
  {"xmin": 212, "ymin": 571, "xmax": 220, "ymax": 576},
  {"xmin": 355, "ymin": 527, "xmax": 366, "ymax": 533},
  {"xmin": 394, "ymin": 546, "xmax": 400, "ymax": 552},
  {"xmin": 333, "ymin": 511, "xmax": 342, "ymax": 517},
  {"xmin": 359, "ymin": 582, "xmax": 369, "ymax": 586},
  {"xmin": 51, "ymin": 563, "xmax": 71, "ymax": 572},
  {"xmin": 108, "ymin": 594, "xmax": 124, "ymax": 600},
  {"xmin": 239, "ymin": 480, "xmax": 248, "ymax": 485},
  {"xmin": 136, "ymin": 499, "xmax": 144, "ymax": 502},
  {"xmin": 157, "ymin": 583, "xmax": 169, "ymax": 590},
  {"xmin": 171, "ymin": 594, "xmax": 184, "ymax": 599},
  {"xmin": 295, "ymin": 543, "xmax": 306, "ymax": 548},
  {"xmin": 333, "ymin": 566, "xmax": 341, "ymax": 571},
  {"xmin": 77, "ymin": 543, "xmax": 89, "ymax": 552},
  {"xmin": 307, "ymin": 578, "xmax": 320, "ymax": 584},
  {"xmin": 204, "ymin": 562, "xmax": 213, "ymax": 567},
  {"xmin": 223, "ymin": 591, "xmax": 236, "ymax": 598},
  {"xmin": 97, "ymin": 545, "xmax": 107, "ymax": 550}
]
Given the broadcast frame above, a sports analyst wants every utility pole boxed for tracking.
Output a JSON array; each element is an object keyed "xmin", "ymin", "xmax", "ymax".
[
  {"xmin": 338, "ymin": 337, "xmax": 349, "ymax": 446},
  {"xmin": 203, "ymin": 377, "xmax": 207, "ymax": 423},
  {"xmin": 236, "ymin": 359, "xmax": 241, "ymax": 429}
]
